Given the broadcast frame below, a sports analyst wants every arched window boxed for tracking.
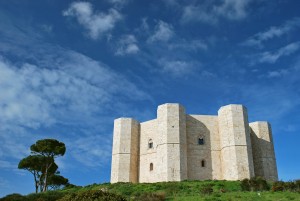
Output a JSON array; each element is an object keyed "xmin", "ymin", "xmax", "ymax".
[
  {"xmin": 150, "ymin": 163, "xmax": 153, "ymax": 171},
  {"xmin": 198, "ymin": 137, "xmax": 204, "ymax": 145},
  {"xmin": 148, "ymin": 139, "xmax": 153, "ymax": 149},
  {"xmin": 201, "ymin": 160, "xmax": 205, "ymax": 167}
]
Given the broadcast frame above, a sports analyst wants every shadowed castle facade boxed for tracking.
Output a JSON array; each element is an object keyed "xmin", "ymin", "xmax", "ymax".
[{"xmin": 110, "ymin": 103, "xmax": 278, "ymax": 183}]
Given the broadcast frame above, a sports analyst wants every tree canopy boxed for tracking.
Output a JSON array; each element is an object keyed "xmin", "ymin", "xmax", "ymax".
[{"xmin": 30, "ymin": 139, "xmax": 66, "ymax": 157}]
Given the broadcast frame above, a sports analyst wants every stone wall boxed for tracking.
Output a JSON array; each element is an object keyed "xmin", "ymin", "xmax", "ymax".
[
  {"xmin": 139, "ymin": 119, "xmax": 159, "ymax": 182},
  {"xmin": 110, "ymin": 103, "xmax": 278, "ymax": 183},
  {"xmin": 110, "ymin": 118, "xmax": 139, "ymax": 183},
  {"xmin": 186, "ymin": 115, "xmax": 221, "ymax": 180},
  {"xmin": 157, "ymin": 104, "xmax": 188, "ymax": 181},
  {"xmin": 250, "ymin": 122, "xmax": 278, "ymax": 181},
  {"xmin": 218, "ymin": 105, "xmax": 255, "ymax": 180}
]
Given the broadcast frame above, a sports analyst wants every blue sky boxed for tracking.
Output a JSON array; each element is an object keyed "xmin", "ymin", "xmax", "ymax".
[{"xmin": 0, "ymin": 0, "xmax": 300, "ymax": 197}]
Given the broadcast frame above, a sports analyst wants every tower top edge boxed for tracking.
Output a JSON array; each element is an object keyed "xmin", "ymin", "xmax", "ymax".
[
  {"xmin": 218, "ymin": 104, "xmax": 247, "ymax": 111},
  {"xmin": 157, "ymin": 103, "xmax": 184, "ymax": 108},
  {"xmin": 249, "ymin": 121, "xmax": 270, "ymax": 125},
  {"xmin": 114, "ymin": 117, "xmax": 140, "ymax": 123}
]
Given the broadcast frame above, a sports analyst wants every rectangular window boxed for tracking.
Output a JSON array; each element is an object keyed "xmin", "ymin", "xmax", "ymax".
[{"xmin": 198, "ymin": 138, "xmax": 204, "ymax": 145}]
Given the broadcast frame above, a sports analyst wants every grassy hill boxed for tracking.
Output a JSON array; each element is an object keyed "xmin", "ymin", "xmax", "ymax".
[{"xmin": 1, "ymin": 180, "xmax": 300, "ymax": 201}]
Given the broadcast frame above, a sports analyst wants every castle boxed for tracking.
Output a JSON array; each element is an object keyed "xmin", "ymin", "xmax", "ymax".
[{"xmin": 110, "ymin": 103, "xmax": 278, "ymax": 183}]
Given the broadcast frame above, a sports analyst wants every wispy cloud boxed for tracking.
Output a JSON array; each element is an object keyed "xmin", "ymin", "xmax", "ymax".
[
  {"xmin": 0, "ymin": 51, "xmax": 150, "ymax": 166},
  {"xmin": 158, "ymin": 59, "xmax": 199, "ymax": 77},
  {"xmin": 168, "ymin": 39, "xmax": 207, "ymax": 51},
  {"xmin": 0, "ymin": 177, "xmax": 9, "ymax": 188},
  {"xmin": 63, "ymin": 2, "xmax": 122, "ymax": 40},
  {"xmin": 258, "ymin": 42, "xmax": 300, "ymax": 63},
  {"xmin": 115, "ymin": 34, "xmax": 139, "ymax": 55},
  {"xmin": 243, "ymin": 17, "xmax": 300, "ymax": 48},
  {"xmin": 181, "ymin": 0, "xmax": 252, "ymax": 24},
  {"xmin": 67, "ymin": 134, "xmax": 112, "ymax": 168},
  {"xmin": 148, "ymin": 20, "xmax": 174, "ymax": 42},
  {"xmin": 107, "ymin": 0, "xmax": 129, "ymax": 7},
  {"xmin": 267, "ymin": 70, "xmax": 288, "ymax": 78}
]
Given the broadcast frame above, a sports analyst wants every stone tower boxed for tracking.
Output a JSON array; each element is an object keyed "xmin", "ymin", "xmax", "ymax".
[
  {"xmin": 249, "ymin": 122, "xmax": 278, "ymax": 181},
  {"xmin": 110, "ymin": 118, "xmax": 139, "ymax": 183},
  {"xmin": 156, "ymin": 104, "xmax": 188, "ymax": 181},
  {"xmin": 218, "ymin": 105, "xmax": 255, "ymax": 180},
  {"xmin": 110, "ymin": 103, "xmax": 278, "ymax": 183}
]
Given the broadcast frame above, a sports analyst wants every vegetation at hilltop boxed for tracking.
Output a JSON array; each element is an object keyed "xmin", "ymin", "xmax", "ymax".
[{"xmin": 1, "ymin": 178, "xmax": 300, "ymax": 201}]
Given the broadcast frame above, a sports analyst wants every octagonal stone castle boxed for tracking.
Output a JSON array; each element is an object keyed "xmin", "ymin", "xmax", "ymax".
[{"xmin": 110, "ymin": 103, "xmax": 278, "ymax": 183}]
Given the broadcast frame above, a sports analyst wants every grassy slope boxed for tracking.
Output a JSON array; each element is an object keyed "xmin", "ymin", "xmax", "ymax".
[
  {"xmin": 60, "ymin": 180, "xmax": 300, "ymax": 201},
  {"xmin": 1, "ymin": 180, "xmax": 299, "ymax": 200}
]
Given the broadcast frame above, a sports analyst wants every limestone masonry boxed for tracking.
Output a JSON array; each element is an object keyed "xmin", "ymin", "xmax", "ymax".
[{"xmin": 110, "ymin": 103, "xmax": 278, "ymax": 183}]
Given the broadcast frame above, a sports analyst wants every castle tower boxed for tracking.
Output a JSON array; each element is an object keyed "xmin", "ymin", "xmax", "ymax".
[
  {"xmin": 156, "ymin": 103, "xmax": 188, "ymax": 181},
  {"xmin": 249, "ymin": 122, "xmax": 278, "ymax": 181},
  {"xmin": 218, "ymin": 104, "xmax": 255, "ymax": 180},
  {"xmin": 110, "ymin": 118, "xmax": 140, "ymax": 183}
]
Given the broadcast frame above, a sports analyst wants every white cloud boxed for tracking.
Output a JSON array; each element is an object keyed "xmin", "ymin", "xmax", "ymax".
[
  {"xmin": 0, "ymin": 160, "xmax": 15, "ymax": 169},
  {"xmin": 63, "ymin": 2, "xmax": 122, "ymax": 39},
  {"xmin": 181, "ymin": 0, "xmax": 251, "ymax": 24},
  {"xmin": 258, "ymin": 42, "xmax": 300, "ymax": 63},
  {"xmin": 168, "ymin": 39, "xmax": 207, "ymax": 51},
  {"xmin": 41, "ymin": 24, "xmax": 53, "ymax": 33},
  {"xmin": 0, "ymin": 12, "xmax": 151, "ymax": 169},
  {"xmin": 267, "ymin": 70, "xmax": 288, "ymax": 78},
  {"xmin": 181, "ymin": 5, "xmax": 218, "ymax": 24},
  {"xmin": 148, "ymin": 20, "xmax": 174, "ymax": 42},
  {"xmin": 115, "ymin": 34, "xmax": 139, "ymax": 55},
  {"xmin": 67, "ymin": 134, "xmax": 112, "ymax": 167},
  {"xmin": 0, "ymin": 177, "xmax": 9, "ymax": 188},
  {"xmin": 243, "ymin": 18, "xmax": 300, "ymax": 47},
  {"xmin": 107, "ymin": 0, "xmax": 129, "ymax": 7},
  {"xmin": 0, "ymin": 50, "xmax": 150, "ymax": 165},
  {"xmin": 214, "ymin": 0, "xmax": 250, "ymax": 20},
  {"xmin": 158, "ymin": 59, "xmax": 198, "ymax": 77}
]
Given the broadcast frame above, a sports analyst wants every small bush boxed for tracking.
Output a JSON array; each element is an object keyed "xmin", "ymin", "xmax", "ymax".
[
  {"xmin": 285, "ymin": 181, "xmax": 297, "ymax": 192},
  {"xmin": 241, "ymin": 177, "xmax": 269, "ymax": 191},
  {"xmin": 58, "ymin": 190, "xmax": 126, "ymax": 201},
  {"xmin": 271, "ymin": 181, "xmax": 285, "ymax": 192},
  {"xmin": 200, "ymin": 184, "xmax": 213, "ymax": 195},
  {"xmin": 25, "ymin": 191, "xmax": 65, "ymax": 201},
  {"xmin": 295, "ymin": 180, "xmax": 300, "ymax": 192},
  {"xmin": 0, "ymin": 193, "xmax": 27, "ymax": 201},
  {"xmin": 241, "ymin": 179, "xmax": 251, "ymax": 191},
  {"xmin": 132, "ymin": 192, "xmax": 165, "ymax": 201}
]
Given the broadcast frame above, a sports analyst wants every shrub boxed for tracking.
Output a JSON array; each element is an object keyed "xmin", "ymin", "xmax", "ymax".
[
  {"xmin": 241, "ymin": 179, "xmax": 251, "ymax": 191},
  {"xmin": 0, "ymin": 193, "xmax": 27, "ymax": 201},
  {"xmin": 284, "ymin": 181, "xmax": 297, "ymax": 192},
  {"xmin": 132, "ymin": 192, "xmax": 165, "ymax": 201},
  {"xmin": 241, "ymin": 177, "xmax": 269, "ymax": 191},
  {"xmin": 26, "ymin": 191, "xmax": 65, "ymax": 201},
  {"xmin": 58, "ymin": 190, "xmax": 126, "ymax": 201},
  {"xmin": 271, "ymin": 181, "xmax": 285, "ymax": 192},
  {"xmin": 295, "ymin": 180, "xmax": 300, "ymax": 192},
  {"xmin": 200, "ymin": 184, "xmax": 213, "ymax": 195}
]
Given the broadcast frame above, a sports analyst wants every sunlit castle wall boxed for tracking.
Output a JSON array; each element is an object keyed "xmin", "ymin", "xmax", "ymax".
[
  {"xmin": 110, "ymin": 103, "xmax": 278, "ymax": 183},
  {"xmin": 218, "ymin": 105, "xmax": 255, "ymax": 180},
  {"xmin": 110, "ymin": 118, "xmax": 139, "ymax": 183}
]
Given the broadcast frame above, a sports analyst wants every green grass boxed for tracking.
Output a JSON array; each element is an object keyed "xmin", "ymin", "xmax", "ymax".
[{"xmin": 1, "ymin": 180, "xmax": 300, "ymax": 201}]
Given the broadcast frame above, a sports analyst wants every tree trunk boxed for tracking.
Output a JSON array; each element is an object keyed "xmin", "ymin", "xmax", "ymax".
[
  {"xmin": 34, "ymin": 172, "xmax": 38, "ymax": 193},
  {"xmin": 42, "ymin": 161, "xmax": 53, "ymax": 192}
]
